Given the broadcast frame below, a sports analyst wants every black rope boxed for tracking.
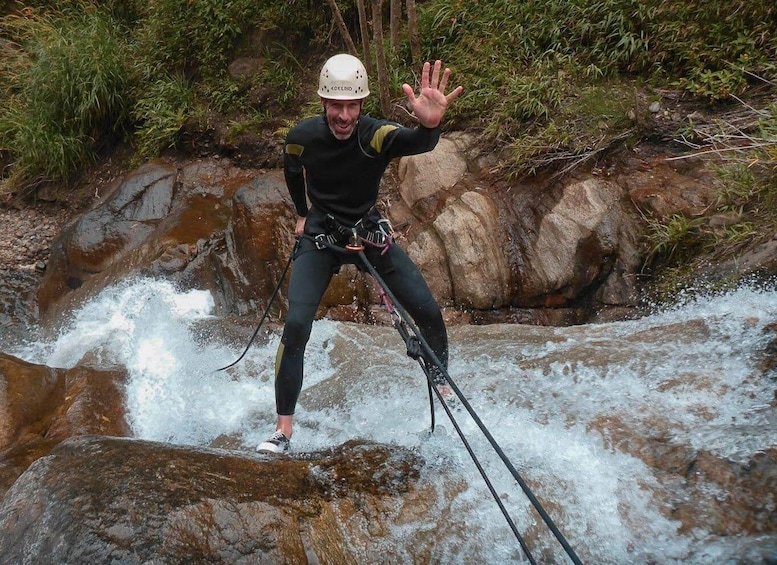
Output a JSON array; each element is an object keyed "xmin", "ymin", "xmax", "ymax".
[
  {"xmin": 429, "ymin": 377, "xmax": 539, "ymax": 565},
  {"xmin": 214, "ymin": 238, "xmax": 298, "ymax": 372},
  {"xmin": 373, "ymin": 275, "xmax": 536, "ymax": 561},
  {"xmin": 353, "ymin": 247, "xmax": 583, "ymax": 565}
]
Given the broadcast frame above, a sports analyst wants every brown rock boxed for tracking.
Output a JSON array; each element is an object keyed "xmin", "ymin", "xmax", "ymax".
[
  {"xmin": 0, "ymin": 436, "xmax": 423, "ymax": 564},
  {"xmin": 0, "ymin": 353, "xmax": 128, "ymax": 496}
]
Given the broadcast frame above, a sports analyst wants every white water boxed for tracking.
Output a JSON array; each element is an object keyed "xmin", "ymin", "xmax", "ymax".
[{"xmin": 13, "ymin": 278, "xmax": 777, "ymax": 564}]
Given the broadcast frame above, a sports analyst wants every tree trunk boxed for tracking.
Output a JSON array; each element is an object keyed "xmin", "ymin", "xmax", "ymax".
[
  {"xmin": 406, "ymin": 0, "xmax": 421, "ymax": 63},
  {"xmin": 325, "ymin": 0, "xmax": 358, "ymax": 55},
  {"xmin": 371, "ymin": 0, "xmax": 391, "ymax": 118},
  {"xmin": 390, "ymin": 0, "xmax": 402, "ymax": 52},
  {"xmin": 356, "ymin": 0, "xmax": 374, "ymax": 75}
]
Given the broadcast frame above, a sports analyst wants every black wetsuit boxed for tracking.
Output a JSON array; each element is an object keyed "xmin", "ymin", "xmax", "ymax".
[{"xmin": 275, "ymin": 114, "xmax": 449, "ymax": 415}]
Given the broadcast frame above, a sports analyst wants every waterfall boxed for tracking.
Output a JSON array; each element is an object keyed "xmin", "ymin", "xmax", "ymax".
[{"xmin": 13, "ymin": 277, "xmax": 777, "ymax": 563}]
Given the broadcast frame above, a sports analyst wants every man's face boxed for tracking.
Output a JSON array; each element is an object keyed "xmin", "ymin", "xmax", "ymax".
[{"xmin": 323, "ymin": 98, "xmax": 362, "ymax": 140}]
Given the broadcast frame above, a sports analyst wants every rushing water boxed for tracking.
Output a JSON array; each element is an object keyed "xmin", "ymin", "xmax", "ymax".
[{"xmin": 11, "ymin": 278, "xmax": 777, "ymax": 564}]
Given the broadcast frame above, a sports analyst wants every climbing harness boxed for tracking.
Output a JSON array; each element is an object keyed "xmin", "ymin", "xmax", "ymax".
[
  {"xmin": 218, "ymin": 225, "xmax": 582, "ymax": 564},
  {"xmin": 313, "ymin": 213, "xmax": 393, "ymax": 251}
]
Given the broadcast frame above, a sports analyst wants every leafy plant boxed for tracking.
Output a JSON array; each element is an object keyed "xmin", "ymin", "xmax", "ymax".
[
  {"xmin": 0, "ymin": 5, "xmax": 130, "ymax": 191},
  {"xmin": 133, "ymin": 0, "xmax": 258, "ymax": 77},
  {"xmin": 2, "ymin": 0, "xmax": 776, "ymax": 198},
  {"xmin": 131, "ymin": 74, "xmax": 193, "ymax": 161},
  {"xmin": 255, "ymin": 46, "xmax": 304, "ymax": 110},
  {"xmin": 674, "ymin": 69, "xmax": 748, "ymax": 103},
  {"xmin": 643, "ymin": 214, "xmax": 706, "ymax": 267}
]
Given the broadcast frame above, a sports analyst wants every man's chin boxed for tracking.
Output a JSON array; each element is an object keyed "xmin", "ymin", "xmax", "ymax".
[{"xmin": 330, "ymin": 124, "xmax": 355, "ymax": 140}]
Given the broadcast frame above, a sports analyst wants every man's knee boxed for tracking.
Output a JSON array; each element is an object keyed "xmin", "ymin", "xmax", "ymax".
[
  {"xmin": 281, "ymin": 317, "xmax": 312, "ymax": 350},
  {"xmin": 413, "ymin": 295, "xmax": 444, "ymax": 327}
]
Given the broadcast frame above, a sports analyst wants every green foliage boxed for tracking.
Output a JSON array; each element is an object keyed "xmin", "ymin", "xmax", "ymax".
[
  {"xmin": 714, "ymin": 163, "xmax": 763, "ymax": 212},
  {"xmin": 0, "ymin": 0, "xmax": 332, "ymax": 195},
  {"xmin": 133, "ymin": 0, "xmax": 333, "ymax": 81},
  {"xmin": 642, "ymin": 103, "xmax": 777, "ymax": 279},
  {"xmin": 417, "ymin": 0, "xmax": 777, "ymax": 127},
  {"xmin": 502, "ymin": 82, "xmax": 636, "ymax": 177},
  {"xmin": 644, "ymin": 214, "xmax": 706, "ymax": 267},
  {"xmin": 674, "ymin": 69, "xmax": 748, "ymax": 103},
  {"xmin": 204, "ymin": 78, "xmax": 246, "ymax": 115},
  {"xmin": 0, "ymin": 5, "xmax": 130, "ymax": 190},
  {"xmin": 1, "ymin": 0, "xmax": 776, "ymax": 199},
  {"xmin": 131, "ymin": 74, "xmax": 193, "ymax": 161},
  {"xmin": 133, "ymin": 0, "xmax": 260, "ymax": 77},
  {"xmin": 254, "ymin": 46, "xmax": 304, "ymax": 110},
  {"xmin": 3, "ymin": 0, "xmax": 146, "ymax": 24}
]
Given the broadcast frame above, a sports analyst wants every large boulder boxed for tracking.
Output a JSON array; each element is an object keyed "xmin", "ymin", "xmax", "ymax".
[
  {"xmin": 515, "ymin": 177, "xmax": 641, "ymax": 306},
  {"xmin": 0, "ymin": 435, "xmax": 425, "ymax": 564},
  {"xmin": 36, "ymin": 160, "xmax": 293, "ymax": 325},
  {"xmin": 431, "ymin": 191, "xmax": 511, "ymax": 309},
  {"xmin": 397, "ymin": 140, "xmax": 642, "ymax": 312}
]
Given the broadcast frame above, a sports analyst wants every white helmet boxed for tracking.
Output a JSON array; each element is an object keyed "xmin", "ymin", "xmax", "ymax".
[{"xmin": 317, "ymin": 54, "xmax": 370, "ymax": 100}]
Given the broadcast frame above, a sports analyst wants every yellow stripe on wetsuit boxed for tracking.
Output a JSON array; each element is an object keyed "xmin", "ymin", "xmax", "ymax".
[
  {"xmin": 370, "ymin": 125, "xmax": 398, "ymax": 153},
  {"xmin": 286, "ymin": 143, "xmax": 304, "ymax": 157}
]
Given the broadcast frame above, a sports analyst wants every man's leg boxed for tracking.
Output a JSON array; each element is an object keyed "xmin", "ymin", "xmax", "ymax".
[
  {"xmin": 376, "ymin": 245, "xmax": 449, "ymax": 382},
  {"xmin": 271, "ymin": 242, "xmax": 336, "ymax": 439}
]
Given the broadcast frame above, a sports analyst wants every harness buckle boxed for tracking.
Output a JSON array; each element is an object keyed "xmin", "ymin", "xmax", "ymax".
[{"xmin": 314, "ymin": 233, "xmax": 329, "ymax": 250}]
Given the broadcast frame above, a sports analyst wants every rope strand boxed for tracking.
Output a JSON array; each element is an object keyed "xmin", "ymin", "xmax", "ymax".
[
  {"xmin": 354, "ymin": 245, "xmax": 582, "ymax": 565},
  {"xmin": 214, "ymin": 238, "xmax": 298, "ymax": 372}
]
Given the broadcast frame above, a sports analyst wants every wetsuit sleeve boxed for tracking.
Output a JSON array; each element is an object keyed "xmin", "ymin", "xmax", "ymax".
[
  {"xmin": 284, "ymin": 142, "xmax": 308, "ymax": 217},
  {"xmin": 380, "ymin": 124, "xmax": 441, "ymax": 159}
]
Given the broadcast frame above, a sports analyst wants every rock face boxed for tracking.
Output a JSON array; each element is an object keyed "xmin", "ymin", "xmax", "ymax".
[
  {"xmin": 34, "ymin": 134, "xmax": 777, "ymax": 330},
  {"xmin": 36, "ymin": 160, "xmax": 296, "ymax": 325},
  {"xmin": 0, "ymin": 352, "xmax": 129, "ymax": 495},
  {"xmin": 0, "ymin": 435, "xmax": 423, "ymax": 564},
  {"xmin": 32, "ymin": 144, "xmax": 643, "ymax": 329}
]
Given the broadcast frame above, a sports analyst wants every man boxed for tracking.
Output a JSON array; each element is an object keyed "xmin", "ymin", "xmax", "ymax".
[{"xmin": 258, "ymin": 54, "xmax": 463, "ymax": 453}]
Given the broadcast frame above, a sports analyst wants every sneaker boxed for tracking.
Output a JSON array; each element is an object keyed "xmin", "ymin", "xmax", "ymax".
[{"xmin": 257, "ymin": 430, "xmax": 290, "ymax": 453}]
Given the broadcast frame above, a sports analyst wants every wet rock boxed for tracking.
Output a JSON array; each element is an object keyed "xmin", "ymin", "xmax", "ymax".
[
  {"xmin": 0, "ymin": 436, "xmax": 423, "ymax": 564},
  {"xmin": 223, "ymin": 173, "xmax": 298, "ymax": 316},
  {"xmin": 516, "ymin": 177, "xmax": 639, "ymax": 306},
  {"xmin": 0, "ymin": 353, "xmax": 63, "ymax": 449},
  {"xmin": 433, "ymin": 191, "xmax": 510, "ymax": 309},
  {"xmin": 36, "ymin": 159, "xmax": 261, "ymax": 324},
  {"xmin": 398, "ymin": 136, "xmax": 468, "ymax": 216},
  {"xmin": 621, "ymin": 159, "xmax": 718, "ymax": 220},
  {"xmin": 0, "ymin": 353, "xmax": 129, "ymax": 496},
  {"xmin": 64, "ymin": 161, "xmax": 176, "ymax": 273},
  {"xmin": 700, "ymin": 237, "xmax": 777, "ymax": 285},
  {"xmin": 587, "ymin": 413, "xmax": 777, "ymax": 537},
  {"xmin": 675, "ymin": 448, "xmax": 777, "ymax": 536}
]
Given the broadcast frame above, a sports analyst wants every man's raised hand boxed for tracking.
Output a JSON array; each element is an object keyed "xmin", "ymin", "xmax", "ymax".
[{"xmin": 402, "ymin": 60, "xmax": 463, "ymax": 129}]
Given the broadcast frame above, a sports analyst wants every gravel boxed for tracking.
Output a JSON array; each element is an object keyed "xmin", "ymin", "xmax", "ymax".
[
  {"xmin": 0, "ymin": 203, "xmax": 76, "ymax": 341},
  {"xmin": 0, "ymin": 204, "xmax": 71, "ymax": 270}
]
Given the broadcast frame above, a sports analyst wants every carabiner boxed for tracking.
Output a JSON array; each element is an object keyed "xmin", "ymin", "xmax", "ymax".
[{"xmin": 345, "ymin": 227, "xmax": 364, "ymax": 251}]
